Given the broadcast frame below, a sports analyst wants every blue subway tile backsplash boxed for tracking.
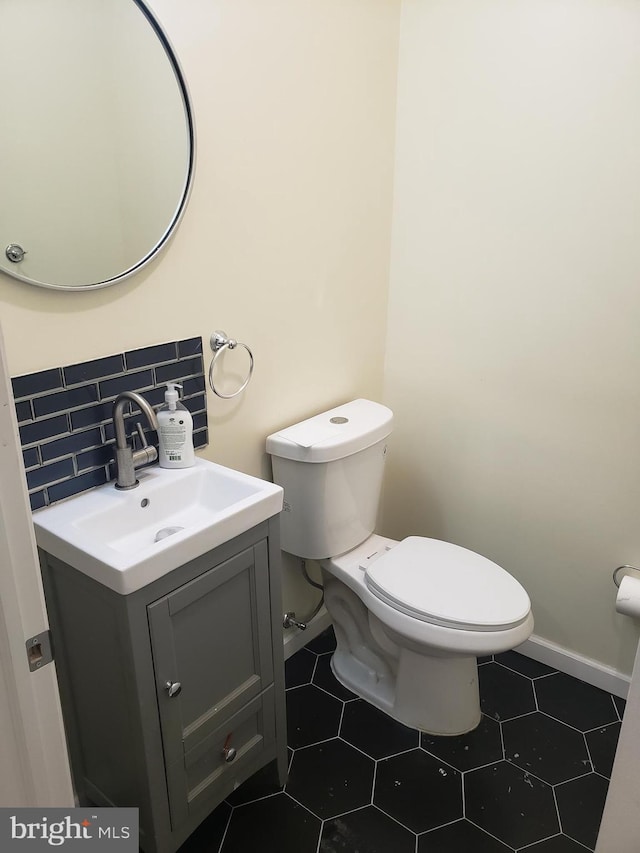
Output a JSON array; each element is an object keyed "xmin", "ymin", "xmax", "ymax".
[
  {"xmin": 19, "ymin": 414, "xmax": 70, "ymax": 446},
  {"xmin": 76, "ymin": 445, "xmax": 114, "ymax": 472},
  {"xmin": 26, "ymin": 459, "xmax": 75, "ymax": 491},
  {"xmin": 69, "ymin": 402, "xmax": 113, "ymax": 431},
  {"xmin": 63, "ymin": 355, "xmax": 125, "ymax": 386},
  {"xmin": 40, "ymin": 427, "xmax": 103, "ymax": 464},
  {"xmin": 124, "ymin": 342, "xmax": 177, "ymax": 370},
  {"xmin": 47, "ymin": 469, "xmax": 108, "ymax": 504},
  {"xmin": 192, "ymin": 411, "xmax": 208, "ymax": 432},
  {"xmin": 32, "ymin": 384, "xmax": 100, "ymax": 418},
  {"xmin": 13, "ymin": 337, "xmax": 208, "ymax": 510},
  {"xmin": 12, "ymin": 368, "xmax": 63, "ymax": 399},
  {"xmin": 29, "ymin": 490, "xmax": 47, "ymax": 512},
  {"xmin": 180, "ymin": 375, "xmax": 206, "ymax": 397},
  {"xmin": 178, "ymin": 337, "xmax": 204, "ymax": 359},
  {"xmin": 184, "ymin": 395, "xmax": 208, "ymax": 417},
  {"xmin": 98, "ymin": 369, "xmax": 155, "ymax": 399},
  {"xmin": 22, "ymin": 447, "xmax": 40, "ymax": 470},
  {"xmin": 15, "ymin": 400, "xmax": 33, "ymax": 423},
  {"xmin": 156, "ymin": 357, "xmax": 203, "ymax": 384}
]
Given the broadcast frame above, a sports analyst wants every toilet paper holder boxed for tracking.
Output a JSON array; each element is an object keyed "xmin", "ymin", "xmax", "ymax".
[{"xmin": 613, "ymin": 565, "xmax": 640, "ymax": 588}]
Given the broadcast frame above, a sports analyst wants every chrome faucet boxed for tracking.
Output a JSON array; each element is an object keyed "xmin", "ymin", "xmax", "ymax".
[{"xmin": 112, "ymin": 391, "xmax": 159, "ymax": 490}]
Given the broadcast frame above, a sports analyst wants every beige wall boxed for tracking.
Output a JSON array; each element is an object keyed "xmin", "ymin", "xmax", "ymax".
[
  {"xmin": 0, "ymin": 0, "xmax": 400, "ymax": 618},
  {"xmin": 383, "ymin": 0, "xmax": 640, "ymax": 675},
  {"xmin": 5, "ymin": 0, "xmax": 638, "ymax": 677}
]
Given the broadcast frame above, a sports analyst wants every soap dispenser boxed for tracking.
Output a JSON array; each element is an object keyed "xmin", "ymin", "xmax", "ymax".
[{"xmin": 157, "ymin": 383, "xmax": 195, "ymax": 468}]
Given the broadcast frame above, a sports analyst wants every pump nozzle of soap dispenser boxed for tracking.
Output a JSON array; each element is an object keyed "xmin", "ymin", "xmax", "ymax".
[{"xmin": 164, "ymin": 383, "xmax": 183, "ymax": 411}]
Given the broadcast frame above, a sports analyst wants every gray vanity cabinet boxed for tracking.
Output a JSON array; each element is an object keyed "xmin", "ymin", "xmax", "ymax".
[
  {"xmin": 39, "ymin": 519, "xmax": 287, "ymax": 853},
  {"xmin": 149, "ymin": 540, "xmax": 275, "ymax": 827}
]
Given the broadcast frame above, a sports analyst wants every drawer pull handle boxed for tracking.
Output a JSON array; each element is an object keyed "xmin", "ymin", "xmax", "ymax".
[
  {"xmin": 222, "ymin": 746, "xmax": 237, "ymax": 763},
  {"xmin": 165, "ymin": 681, "xmax": 182, "ymax": 698},
  {"xmin": 222, "ymin": 732, "xmax": 237, "ymax": 763}
]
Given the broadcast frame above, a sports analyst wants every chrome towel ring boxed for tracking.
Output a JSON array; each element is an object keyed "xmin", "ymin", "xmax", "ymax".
[{"xmin": 208, "ymin": 330, "xmax": 254, "ymax": 399}]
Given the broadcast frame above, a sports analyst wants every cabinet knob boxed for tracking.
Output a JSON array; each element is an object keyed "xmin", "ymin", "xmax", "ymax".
[
  {"xmin": 222, "ymin": 746, "xmax": 237, "ymax": 763},
  {"xmin": 165, "ymin": 680, "xmax": 182, "ymax": 698},
  {"xmin": 222, "ymin": 732, "xmax": 236, "ymax": 763}
]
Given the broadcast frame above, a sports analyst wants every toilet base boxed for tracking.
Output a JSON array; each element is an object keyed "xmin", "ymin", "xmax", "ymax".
[
  {"xmin": 323, "ymin": 573, "xmax": 482, "ymax": 735},
  {"xmin": 331, "ymin": 645, "xmax": 481, "ymax": 736}
]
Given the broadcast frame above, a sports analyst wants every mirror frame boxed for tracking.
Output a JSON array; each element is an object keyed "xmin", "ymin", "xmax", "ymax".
[{"xmin": 2, "ymin": 0, "xmax": 196, "ymax": 291}]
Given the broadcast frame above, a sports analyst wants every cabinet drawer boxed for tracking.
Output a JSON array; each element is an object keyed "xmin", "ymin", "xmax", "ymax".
[{"xmin": 166, "ymin": 686, "xmax": 276, "ymax": 827}]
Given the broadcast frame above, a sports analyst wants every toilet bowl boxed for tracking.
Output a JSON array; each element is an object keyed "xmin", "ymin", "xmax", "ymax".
[
  {"xmin": 266, "ymin": 399, "xmax": 533, "ymax": 735},
  {"xmin": 321, "ymin": 533, "xmax": 532, "ymax": 733}
]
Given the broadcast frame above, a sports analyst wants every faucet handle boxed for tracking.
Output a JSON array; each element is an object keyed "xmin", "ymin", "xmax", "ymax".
[
  {"xmin": 134, "ymin": 422, "xmax": 149, "ymax": 448},
  {"xmin": 132, "ymin": 421, "xmax": 158, "ymax": 467}
]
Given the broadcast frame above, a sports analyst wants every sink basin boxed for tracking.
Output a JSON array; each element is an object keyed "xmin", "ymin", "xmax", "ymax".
[{"xmin": 33, "ymin": 458, "xmax": 283, "ymax": 594}]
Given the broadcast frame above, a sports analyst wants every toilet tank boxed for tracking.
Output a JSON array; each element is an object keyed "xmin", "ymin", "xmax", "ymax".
[{"xmin": 266, "ymin": 399, "xmax": 393, "ymax": 560}]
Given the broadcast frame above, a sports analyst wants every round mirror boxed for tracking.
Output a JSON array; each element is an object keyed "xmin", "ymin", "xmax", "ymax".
[{"xmin": 0, "ymin": 0, "xmax": 195, "ymax": 290}]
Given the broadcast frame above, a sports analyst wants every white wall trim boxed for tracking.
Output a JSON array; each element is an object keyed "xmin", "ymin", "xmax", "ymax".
[
  {"xmin": 516, "ymin": 634, "xmax": 631, "ymax": 699},
  {"xmin": 285, "ymin": 618, "xmax": 631, "ymax": 699}
]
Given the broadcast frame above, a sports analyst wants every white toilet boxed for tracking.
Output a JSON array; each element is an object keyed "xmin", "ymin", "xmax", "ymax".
[{"xmin": 266, "ymin": 399, "xmax": 533, "ymax": 735}]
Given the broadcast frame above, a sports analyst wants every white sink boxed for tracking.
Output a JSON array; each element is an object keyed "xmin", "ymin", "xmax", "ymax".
[{"xmin": 33, "ymin": 458, "xmax": 283, "ymax": 594}]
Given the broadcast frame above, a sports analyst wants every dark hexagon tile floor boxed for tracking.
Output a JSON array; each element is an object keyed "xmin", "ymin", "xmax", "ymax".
[
  {"xmin": 313, "ymin": 652, "xmax": 357, "ymax": 700},
  {"xmin": 535, "ymin": 672, "xmax": 619, "ymax": 732},
  {"xmin": 613, "ymin": 694, "xmax": 626, "ymax": 719},
  {"xmin": 287, "ymin": 737, "xmax": 375, "ymax": 819},
  {"xmin": 374, "ymin": 748, "xmax": 463, "ymax": 832},
  {"xmin": 555, "ymin": 773, "xmax": 610, "ymax": 850},
  {"xmin": 221, "ymin": 793, "xmax": 320, "ymax": 853},
  {"xmin": 418, "ymin": 818, "xmax": 513, "ymax": 852},
  {"xmin": 286, "ymin": 683, "xmax": 343, "ymax": 748},
  {"xmin": 178, "ymin": 628, "xmax": 622, "ymax": 853},
  {"xmin": 502, "ymin": 712, "xmax": 592, "ymax": 784},
  {"xmin": 421, "ymin": 713, "xmax": 503, "ymax": 771},
  {"xmin": 320, "ymin": 805, "xmax": 415, "ymax": 853},
  {"xmin": 479, "ymin": 661, "xmax": 537, "ymax": 721},
  {"xmin": 465, "ymin": 760, "xmax": 560, "ymax": 848},
  {"xmin": 284, "ymin": 646, "xmax": 316, "ymax": 688},
  {"xmin": 341, "ymin": 698, "xmax": 419, "ymax": 759},
  {"xmin": 585, "ymin": 722, "xmax": 621, "ymax": 778}
]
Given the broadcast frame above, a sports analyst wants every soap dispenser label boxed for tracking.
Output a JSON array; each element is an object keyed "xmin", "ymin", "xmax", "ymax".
[{"xmin": 161, "ymin": 418, "xmax": 186, "ymax": 459}]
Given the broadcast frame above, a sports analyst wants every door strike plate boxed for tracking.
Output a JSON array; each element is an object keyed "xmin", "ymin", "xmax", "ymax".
[{"xmin": 25, "ymin": 631, "xmax": 53, "ymax": 672}]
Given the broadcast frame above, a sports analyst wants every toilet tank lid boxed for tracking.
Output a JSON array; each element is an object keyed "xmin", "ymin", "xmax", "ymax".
[{"xmin": 266, "ymin": 399, "xmax": 393, "ymax": 463}]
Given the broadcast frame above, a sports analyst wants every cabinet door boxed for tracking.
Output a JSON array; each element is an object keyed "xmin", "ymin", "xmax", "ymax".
[{"xmin": 148, "ymin": 541, "xmax": 273, "ymax": 775}]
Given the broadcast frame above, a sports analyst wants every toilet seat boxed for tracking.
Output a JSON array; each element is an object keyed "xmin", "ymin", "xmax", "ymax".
[{"xmin": 364, "ymin": 536, "xmax": 531, "ymax": 632}]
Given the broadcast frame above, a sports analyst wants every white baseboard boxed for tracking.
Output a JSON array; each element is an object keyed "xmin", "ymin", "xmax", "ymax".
[
  {"xmin": 282, "ymin": 616, "xmax": 631, "ymax": 700},
  {"xmin": 516, "ymin": 634, "xmax": 631, "ymax": 700},
  {"xmin": 283, "ymin": 606, "xmax": 332, "ymax": 660}
]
